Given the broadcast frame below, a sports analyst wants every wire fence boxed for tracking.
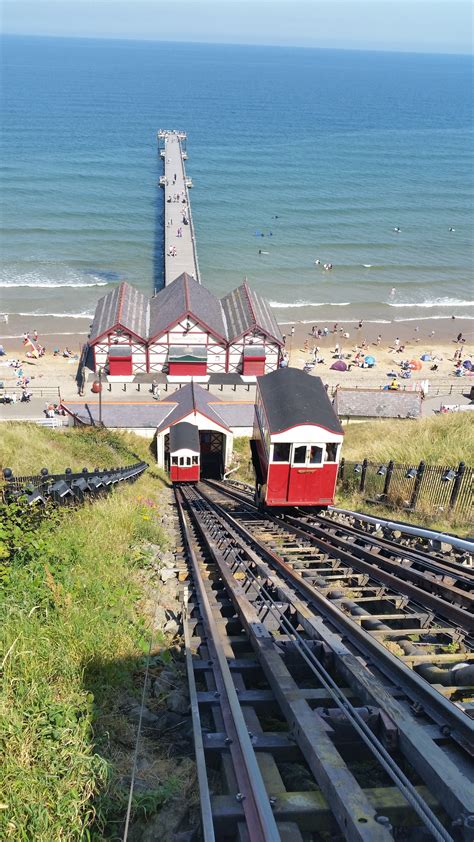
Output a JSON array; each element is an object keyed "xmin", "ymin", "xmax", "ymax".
[{"xmin": 338, "ymin": 458, "xmax": 473, "ymax": 518}]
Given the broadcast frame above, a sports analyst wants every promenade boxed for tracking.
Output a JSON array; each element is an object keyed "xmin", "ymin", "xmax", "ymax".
[{"xmin": 158, "ymin": 130, "xmax": 200, "ymax": 286}]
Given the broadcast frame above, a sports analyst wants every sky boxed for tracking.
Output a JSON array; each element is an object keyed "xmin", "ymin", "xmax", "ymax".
[{"xmin": 1, "ymin": 1, "xmax": 472, "ymax": 54}]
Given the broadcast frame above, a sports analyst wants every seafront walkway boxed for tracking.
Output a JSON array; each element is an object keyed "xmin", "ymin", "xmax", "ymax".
[{"xmin": 158, "ymin": 130, "xmax": 200, "ymax": 286}]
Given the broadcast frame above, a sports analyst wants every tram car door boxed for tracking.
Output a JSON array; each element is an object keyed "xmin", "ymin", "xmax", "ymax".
[{"xmin": 169, "ymin": 422, "xmax": 200, "ymax": 483}]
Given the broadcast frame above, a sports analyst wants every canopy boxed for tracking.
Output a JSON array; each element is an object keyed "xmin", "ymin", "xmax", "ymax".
[
  {"xmin": 364, "ymin": 355, "xmax": 376, "ymax": 365},
  {"xmin": 420, "ymin": 353, "xmax": 431, "ymax": 361},
  {"xmin": 330, "ymin": 360, "xmax": 347, "ymax": 371},
  {"xmin": 409, "ymin": 359, "xmax": 422, "ymax": 371}
]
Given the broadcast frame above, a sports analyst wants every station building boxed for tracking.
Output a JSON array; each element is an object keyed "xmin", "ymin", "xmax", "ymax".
[{"xmin": 88, "ymin": 273, "xmax": 283, "ymax": 381}]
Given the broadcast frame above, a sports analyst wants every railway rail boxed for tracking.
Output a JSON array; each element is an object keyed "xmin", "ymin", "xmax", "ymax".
[{"xmin": 176, "ymin": 481, "xmax": 474, "ymax": 841}]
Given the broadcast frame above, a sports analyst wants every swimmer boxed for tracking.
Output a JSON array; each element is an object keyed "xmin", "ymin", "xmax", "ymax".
[
  {"xmin": 393, "ymin": 226, "xmax": 401, "ymax": 233},
  {"xmin": 390, "ymin": 287, "xmax": 396, "ymax": 296},
  {"xmin": 449, "ymin": 227, "xmax": 456, "ymax": 232},
  {"xmin": 315, "ymin": 259, "xmax": 321, "ymax": 265}
]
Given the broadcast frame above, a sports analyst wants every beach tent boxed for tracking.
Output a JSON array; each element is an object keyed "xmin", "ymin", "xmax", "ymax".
[
  {"xmin": 420, "ymin": 353, "xmax": 431, "ymax": 361},
  {"xmin": 364, "ymin": 355, "xmax": 376, "ymax": 367},
  {"xmin": 462, "ymin": 360, "xmax": 473, "ymax": 371},
  {"xmin": 409, "ymin": 359, "xmax": 422, "ymax": 371},
  {"xmin": 330, "ymin": 360, "xmax": 347, "ymax": 371}
]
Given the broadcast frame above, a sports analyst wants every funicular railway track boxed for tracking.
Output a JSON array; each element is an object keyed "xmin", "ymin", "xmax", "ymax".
[{"xmin": 176, "ymin": 482, "xmax": 474, "ymax": 842}]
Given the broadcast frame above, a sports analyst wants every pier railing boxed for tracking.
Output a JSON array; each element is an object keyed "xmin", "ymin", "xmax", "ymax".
[
  {"xmin": 338, "ymin": 458, "xmax": 473, "ymax": 518},
  {"xmin": 177, "ymin": 135, "xmax": 201, "ymax": 283}
]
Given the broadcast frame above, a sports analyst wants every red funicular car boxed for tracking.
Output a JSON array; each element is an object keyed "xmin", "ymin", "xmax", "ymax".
[
  {"xmin": 251, "ymin": 368, "xmax": 344, "ymax": 509},
  {"xmin": 169, "ymin": 422, "xmax": 200, "ymax": 483}
]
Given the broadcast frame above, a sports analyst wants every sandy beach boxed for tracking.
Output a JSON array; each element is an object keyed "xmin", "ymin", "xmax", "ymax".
[{"xmin": 0, "ymin": 312, "xmax": 473, "ymax": 404}]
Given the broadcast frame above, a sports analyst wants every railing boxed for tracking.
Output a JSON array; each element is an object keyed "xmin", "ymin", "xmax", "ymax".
[
  {"xmin": 330, "ymin": 381, "xmax": 472, "ymax": 398},
  {"xmin": 178, "ymin": 135, "xmax": 201, "ymax": 283},
  {"xmin": 1, "ymin": 461, "xmax": 148, "ymax": 505},
  {"xmin": 338, "ymin": 458, "xmax": 473, "ymax": 517}
]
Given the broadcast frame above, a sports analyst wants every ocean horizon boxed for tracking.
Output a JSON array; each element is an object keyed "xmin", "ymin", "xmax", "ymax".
[{"xmin": 1, "ymin": 35, "xmax": 473, "ymax": 329}]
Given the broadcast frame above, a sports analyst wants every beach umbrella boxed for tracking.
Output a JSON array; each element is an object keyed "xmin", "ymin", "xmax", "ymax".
[
  {"xmin": 364, "ymin": 355, "xmax": 376, "ymax": 366},
  {"xmin": 330, "ymin": 360, "xmax": 347, "ymax": 371},
  {"xmin": 462, "ymin": 360, "xmax": 473, "ymax": 370},
  {"xmin": 409, "ymin": 359, "xmax": 422, "ymax": 371},
  {"xmin": 421, "ymin": 353, "xmax": 431, "ymax": 361}
]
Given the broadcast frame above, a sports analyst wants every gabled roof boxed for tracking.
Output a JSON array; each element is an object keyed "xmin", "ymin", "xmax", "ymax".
[
  {"xmin": 155, "ymin": 383, "xmax": 231, "ymax": 434},
  {"xmin": 257, "ymin": 368, "xmax": 344, "ymax": 435},
  {"xmin": 149, "ymin": 272, "xmax": 227, "ymax": 341},
  {"xmin": 89, "ymin": 282, "xmax": 149, "ymax": 342},
  {"xmin": 221, "ymin": 281, "xmax": 283, "ymax": 345}
]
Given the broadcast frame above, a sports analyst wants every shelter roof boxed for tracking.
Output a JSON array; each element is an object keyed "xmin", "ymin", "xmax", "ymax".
[
  {"xmin": 62, "ymin": 401, "xmax": 174, "ymax": 429},
  {"xmin": 257, "ymin": 368, "xmax": 343, "ymax": 435},
  {"xmin": 149, "ymin": 273, "xmax": 226, "ymax": 340},
  {"xmin": 169, "ymin": 422, "xmax": 200, "ymax": 452},
  {"xmin": 221, "ymin": 281, "xmax": 283, "ymax": 344},
  {"xmin": 335, "ymin": 388, "xmax": 422, "ymax": 419},
  {"xmin": 155, "ymin": 383, "xmax": 231, "ymax": 434},
  {"xmin": 89, "ymin": 282, "xmax": 149, "ymax": 342}
]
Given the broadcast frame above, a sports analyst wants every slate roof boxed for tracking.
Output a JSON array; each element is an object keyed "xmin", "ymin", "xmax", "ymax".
[
  {"xmin": 62, "ymin": 402, "xmax": 174, "ymax": 429},
  {"xmin": 169, "ymin": 422, "xmax": 200, "ymax": 452},
  {"xmin": 155, "ymin": 383, "xmax": 232, "ymax": 434},
  {"xmin": 89, "ymin": 282, "xmax": 149, "ymax": 342},
  {"xmin": 221, "ymin": 281, "xmax": 283, "ymax": 344},
  {"xmin": 335, "ymin": 388, "xmax": 422, "ymax": 419},
  {"xmin": 257, "ymin": 368, "xmax": 344, "ymax": 435},
  {"xmin": 149, "ymin": 273, "xmax": 227, "ymax": 341}
]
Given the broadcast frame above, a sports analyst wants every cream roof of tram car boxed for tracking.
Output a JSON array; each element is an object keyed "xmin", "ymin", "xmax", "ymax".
[{"xmin": 258, "ymin": 368, "xmax": 344, "ymax": 444}]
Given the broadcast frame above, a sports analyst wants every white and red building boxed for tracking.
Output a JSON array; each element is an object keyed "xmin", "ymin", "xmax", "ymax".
[{"xmin": 87, "ymin": 273, "xmax": 283, "ymax": 381}]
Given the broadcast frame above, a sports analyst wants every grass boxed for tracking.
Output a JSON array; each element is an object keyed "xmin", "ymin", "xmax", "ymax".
[
  {"xmin": 0, "ymin": 424, "xmax": 182, "ymax": 840},
  {"xmin": 340, "ymin": 413, "xmax": 472, "ymax": 466},
  {"xmin": 0, "ymin": 423, "xmax": 144, "ymax": 476}
]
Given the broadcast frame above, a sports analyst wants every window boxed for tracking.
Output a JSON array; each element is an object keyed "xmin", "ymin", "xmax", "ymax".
[
  {"xmin": 309, "ymin": 446, "xmax": 323, "ymax": 465},
  {"xmin": 326, "ymin": 443, "xmax": 339, "ymax": 462},
  {"xmin": 272, "ymin": 443, "xmax": 291, "ymax": 462},
  {"xmin": 186, "ymin": 457, "xmax": 191, "ymax": 466},
  {"xmin": 171, "ymin": 457, "xmax": 178, "ymax": 466},
  {"xmin": 293, "ymin": 445, "xmax": 307, "ymax": 464},
  {"xmin": 179, "ymin": 457, "xmax": 185, "ymax": 466},
  {"xmin": 192, "ymin": 456, "xmax": 199, "ymax": 465}
]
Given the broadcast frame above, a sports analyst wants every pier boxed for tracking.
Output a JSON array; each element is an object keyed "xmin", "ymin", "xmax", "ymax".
[{"xmin": 158, "ymin": 130, "xmax": 200, "ymax": 286}]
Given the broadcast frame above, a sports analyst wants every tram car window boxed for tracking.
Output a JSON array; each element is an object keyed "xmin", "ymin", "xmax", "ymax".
[
  {"xmin": 251, "ymin": 369, "xmax": 344, "ymax": 509},
  {"xmin": 169, "ymin": 422, "xmax": 200, "ymax": 484}
]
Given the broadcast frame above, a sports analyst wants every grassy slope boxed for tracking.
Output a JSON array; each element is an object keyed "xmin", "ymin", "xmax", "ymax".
[{"xmin": 1, "ymin": 425, "xmax": 174, "ymax": 840}]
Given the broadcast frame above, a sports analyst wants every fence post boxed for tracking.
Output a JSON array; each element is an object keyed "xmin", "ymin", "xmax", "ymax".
[
  {"xmin": 449, "ymin": 462, "xmax": 465, "ymax": 509},
  {"xmin": 339, "ymin": 457, "xmax": 345, "ymax": 483},
  {"xmin": 409, "ymin": 460, "xmax": 425, "ymax": 511},
  {"xmin": 360, "ymin": 458, "xmax": 368, "ymax": 492},
  {"xmin": 383, "ymin": 460, "xmax": 394, "ymax": 497}
]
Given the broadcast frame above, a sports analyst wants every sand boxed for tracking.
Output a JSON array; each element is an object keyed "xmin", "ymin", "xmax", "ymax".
[{"xmin": 0, "ymin": 314, "xmax": 473, "ymax": 401}]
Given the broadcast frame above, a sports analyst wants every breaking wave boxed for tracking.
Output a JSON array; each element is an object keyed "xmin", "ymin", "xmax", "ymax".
[
  {"xmin": 0, "ymin": 280, "xmax": 108, "ymax": 289},
  {"xmin": 388, "ymin": 298, "xmax": 474, "ymax": 309},
  {"xmin": 269, "ymin": 300, "xmax": 351, "ymax": 308}
]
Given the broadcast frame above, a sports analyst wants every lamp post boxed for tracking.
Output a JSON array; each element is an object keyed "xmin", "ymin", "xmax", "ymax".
[{"xmin": 98, "ymin": 367, "xmax": 103, "ymax": 426}]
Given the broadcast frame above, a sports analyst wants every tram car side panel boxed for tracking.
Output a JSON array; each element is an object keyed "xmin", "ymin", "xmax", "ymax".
[
  {"xmin": 169, "ymin": 422, "xmax": 200, "ymax": 483},
  {"xmin": 252, "ymin": 369, "xmax": 344, "ymax": 508}
]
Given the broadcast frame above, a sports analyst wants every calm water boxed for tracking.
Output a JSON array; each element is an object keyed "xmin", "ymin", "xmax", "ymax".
[{"xmin": 1, "ymin": 36, "xmax": 473, "ymax": 327}]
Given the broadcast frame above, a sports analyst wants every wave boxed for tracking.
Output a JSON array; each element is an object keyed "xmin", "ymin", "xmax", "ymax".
[
  {"xmin": 388, "ymin": 298, "xmax": 474, "ymax": 309},
  {"xmin": 0, "ymin": 280, "xmax": 108, "ymax": 289},
  {"xmin": 393, "ymin": 315, "xmax": 474, "ymax": 322},
  {"xmin": 269, "ymin": 300, "xmax": 351, "ymax": 308}
]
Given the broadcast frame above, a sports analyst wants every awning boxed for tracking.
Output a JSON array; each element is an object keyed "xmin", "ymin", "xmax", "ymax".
[
  {"xmin": 243, "ymin": 346, "xmax": 265, "ymax": 359},
  {"xmin": 169, "ymin": 345, "xmax": 207, "ymax": 363},
  {"xmin": 109, "ymin": 345, "xmax": 132, "ymax": 358}
]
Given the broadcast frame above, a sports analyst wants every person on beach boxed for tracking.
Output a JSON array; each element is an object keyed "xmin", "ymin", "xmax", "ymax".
[
  {"xmin": 376, "ymin": 334, "xmax": 382, "ymax": 345},
  {"xmin": 457, "ymin": 332, "xmax": 464, "ymax": 343},
  {"xmin": 394, "ymin": 337, "xmax": 400, "ymax": 349},
  {"xmin": 333, "ymin": 324, "xmax": 338, "ymax": 333}
]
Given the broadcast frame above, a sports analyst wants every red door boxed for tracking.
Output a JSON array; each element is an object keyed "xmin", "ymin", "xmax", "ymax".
[
  {"xmin": 109, "ymin": 355, "xmax": 133, "ymax": 376},
  {"xmin": 243, "ymin": 356, "xmax": 265, "ymax": 376},
  {"xmin": 169, "ymin": 361, "xmax": 207, "ymax": 376}
]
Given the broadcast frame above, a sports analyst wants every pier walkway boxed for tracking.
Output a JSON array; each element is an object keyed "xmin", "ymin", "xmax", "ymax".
[{"xmin": 158, "ymin": 130, "xmax": 200, "ymax": 286}]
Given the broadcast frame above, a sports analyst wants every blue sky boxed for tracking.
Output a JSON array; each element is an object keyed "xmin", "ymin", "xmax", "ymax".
[{"xmin": 2, "ymin": 1, "xmax": 472, "ymax": 54}]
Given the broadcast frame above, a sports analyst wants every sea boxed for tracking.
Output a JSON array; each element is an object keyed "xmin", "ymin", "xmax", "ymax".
[{"xmin": 1, "ymin": 36, "xmax": 473, "ymax": 331}]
